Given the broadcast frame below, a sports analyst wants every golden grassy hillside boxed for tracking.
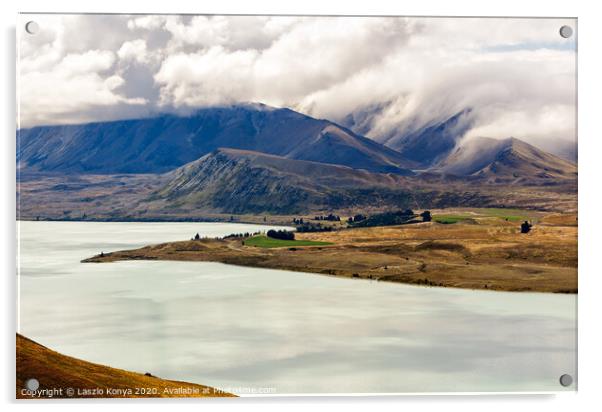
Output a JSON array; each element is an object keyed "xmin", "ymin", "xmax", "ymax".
[{"xmin": 16, "ymin": 334, "xmax": 235, "ymax": 399}]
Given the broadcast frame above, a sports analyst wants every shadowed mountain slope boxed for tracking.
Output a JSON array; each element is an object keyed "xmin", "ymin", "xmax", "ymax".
[
  {"xmin": 17, "ymin": 103, "xmax": 414, "ymax": 175},
  {"xmin": 376, "ymin": 110, "xmax": 474, "ymax": 167},
  {"xmin": 436, "ymin": 137, "xmax": 577, "ymax": 184},
  {"xmin": 147, "ymin": 148, "xmax": 528, "ymax": 215},
  {"xmin": 150, "ymin": 148, "xmax": 414, "ymax": 214},
  {"xmin": 16, "ymin": 103, "xmax": 577, "ymax": 217}
]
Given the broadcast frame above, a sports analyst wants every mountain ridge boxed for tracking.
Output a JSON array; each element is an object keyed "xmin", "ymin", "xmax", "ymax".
[
  {"xmin": 17, "ymin": 103, "xmax": 415, "ymax": 176},
  {"xmin": 145, "ymin": 143, "xmax": 576, "ymax": 215},
  {"xmin": 151, "ymin": 148, "xmax": 414, "ymax": 214},
  {"xmin": 436, "ymin": 137, "xmax": 577, "ymax": 183},
  {"xmin": 16, "ymin": 103, "xmax": 577, "ymax": 216}
]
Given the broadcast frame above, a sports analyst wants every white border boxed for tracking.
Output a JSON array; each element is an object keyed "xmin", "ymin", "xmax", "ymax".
[{"xmin": 3, "ymin": 0, "xmax": 601, "ymax": 411}]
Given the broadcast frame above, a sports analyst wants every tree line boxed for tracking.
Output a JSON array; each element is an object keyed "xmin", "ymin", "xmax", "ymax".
[{"xmin": 267, "ymin": 229, "xmax": 295, "ymax": 240}]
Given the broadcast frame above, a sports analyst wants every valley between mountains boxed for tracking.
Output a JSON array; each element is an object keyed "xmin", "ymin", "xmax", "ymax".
[{"xmin": 17, "ymin": 103, "xmax": 576, "ymax": 221}]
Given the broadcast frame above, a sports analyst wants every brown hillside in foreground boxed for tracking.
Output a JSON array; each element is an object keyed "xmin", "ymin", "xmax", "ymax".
[{"xmin": 16, "ymin": 334, "xmax": 235, "ymax": 399}]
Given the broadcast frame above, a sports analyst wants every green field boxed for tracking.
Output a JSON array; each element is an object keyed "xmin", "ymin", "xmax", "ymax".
[
  {"xmin": 244, "ymin": 235, "xmax": 333, "ymax": 248},
  {"xmin": 433, "ymin": 214, "xmax": 472, "ymax": 224},
  {"xmin": 433, "ymin": 208, "xmax": 536, "ymax": 224},
  {"xmin": 478, "ymin": 208, "xmax": 533, "ymax": 222}
]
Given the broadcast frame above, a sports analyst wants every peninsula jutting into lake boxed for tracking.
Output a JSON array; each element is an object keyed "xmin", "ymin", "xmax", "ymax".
[{"xmin": 84, "ymin": 208, "xmax": 577, "ymax": 294}]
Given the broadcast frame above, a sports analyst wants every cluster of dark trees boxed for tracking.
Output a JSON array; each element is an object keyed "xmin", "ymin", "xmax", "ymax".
[
  {"xmin": 267, "ymin": 229, "xmax": 295, "ymax": 240},
  {"xmin": 420, "ymin": 211, "xmax": 432, "ymax": 222},
  {"xmin": 347, "ymin": 214, "xmax": 367, "ymax": 223},
  {"xmin": 292, "ymin": 217, "xmax": 305, "ymax": 224},
  {"xmin": 223, "ymin": 231, "xmax": 260, "ymax": 239},
  {"xmin": 314, "ymin": 214, "xmax": 341, "ymax": 222},
  {"xmin": 193, "ymin": 231, "xmax": 261, "ymax": 241},
  {"xmin": 351, "ymin": 209, "xmax": 432, "ymax": 228},
  {"xmin": 296, "ymin": 222, "xmax": 334, "ymax": 233},
  {"xmin": 397, "ymin": 209, "xmax": 417, "ymax": 218}
]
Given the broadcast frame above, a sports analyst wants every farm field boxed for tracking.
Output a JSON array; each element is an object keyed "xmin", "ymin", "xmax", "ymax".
[{"xmin": 243, "ymin": 235, "xmax": 332, "ymax": 248}]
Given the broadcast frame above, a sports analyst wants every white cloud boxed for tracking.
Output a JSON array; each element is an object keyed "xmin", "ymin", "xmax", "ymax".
[
  {"xmin": 163, "ymin": 15, "xmax": 298, "ymax": 51},
  {"xmin": 18, "ymin": 16, "xmax": 146, "ymax": 127},
  {"xmin": 344, "ymin": 47, "xmax": 576, "ymax": 146},
  {"xmin": 155, "ymin": 47, "xmax": 259, "ymax": 107},
  {"xmin": 117, "ymin": 39, "xmax": 149, "ymax": 64},
  {"xmin": 127, "ymin": 15, "xmax": 167, "ymax": 31},
  {"xmin": 18, "ymin": 14, "xmax": 577, "ymax": 151},
  {"xmin": 154, "ymin": 17, "xmax": 415, "ymax": 110}
]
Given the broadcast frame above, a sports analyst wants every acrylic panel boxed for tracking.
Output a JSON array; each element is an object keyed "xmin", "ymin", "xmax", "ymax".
[{"xmin": 16, "ymin": 14, "xmax": 577, "ymax": 398}]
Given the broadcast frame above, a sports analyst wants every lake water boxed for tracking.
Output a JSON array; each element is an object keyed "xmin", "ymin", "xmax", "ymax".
[{"xmin": 17, "ymin": 221, "xmax": 577, "ymax": 394}]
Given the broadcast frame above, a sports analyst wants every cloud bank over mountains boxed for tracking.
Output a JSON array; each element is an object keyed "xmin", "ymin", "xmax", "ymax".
[{"xmin": 18, "ymin": 14, "xmax": 576, "ymax": 150}]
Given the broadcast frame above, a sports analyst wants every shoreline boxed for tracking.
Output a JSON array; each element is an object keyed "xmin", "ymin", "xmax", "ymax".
[
  {"xmin": 15, "ymin": 205, "xmax": 571, "ymax": 227},
  {"xmin": 17, "ymin": 216, "xmax": 298, "ymax": 227},
  {"xmin": 82, "ymin": 216, "xmax": 577, "ymax": 294},
  {"xmin": 84, "ymin": 249, "xmax": 577, "ymax": 294}
]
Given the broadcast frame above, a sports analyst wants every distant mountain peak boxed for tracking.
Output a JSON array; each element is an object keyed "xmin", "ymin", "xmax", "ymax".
[
  {"xmin": 194, "ymin": 101, "xmax": 281, "ymax": 113},
  {"xmin": 382, "ymin": 109, "xmax": 475, "ymax": 167},
  {"xmin": 436, "ymin": 136, "xmax": 577, "ymax": 183}
]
